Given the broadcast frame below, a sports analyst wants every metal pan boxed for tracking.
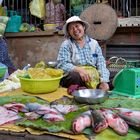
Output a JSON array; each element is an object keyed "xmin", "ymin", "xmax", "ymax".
[{"xmin": 72, "ymin": 89, "xmax": 109, "ymax": 104}]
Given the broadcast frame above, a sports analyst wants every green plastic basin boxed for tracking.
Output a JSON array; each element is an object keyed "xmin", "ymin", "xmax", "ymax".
[
  {"xmin": 19, "ymin": 76, "xmax": 63, "ymax": 94},
  {"xmin": 0, "ymin": 67, "xmax": 7, "ymax": 78}
]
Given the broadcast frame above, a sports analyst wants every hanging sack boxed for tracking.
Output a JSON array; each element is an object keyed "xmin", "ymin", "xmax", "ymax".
[
  {"xmin": 0, "ymin": 5, "xmax": 6, "ymax": 16},
  {"xmin": 0, "ymin": 3, "xmax": 9, "ymax": 36},
  {"xmin": 29, "ymin": 0, "xmax": 45, "ymax": 19},
  {"xmin": 0, "ymin": 16, "xmax": 9, "ymax": 36}
]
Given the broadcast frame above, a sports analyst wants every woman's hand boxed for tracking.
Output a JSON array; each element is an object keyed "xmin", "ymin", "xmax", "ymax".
[
  {"xmin": 74, "ymin": 66, "xmax": 91, "ymax": 82},
  {"xmin": 98, "ymin": 82, "xmax": 110, "ymax": 91}
]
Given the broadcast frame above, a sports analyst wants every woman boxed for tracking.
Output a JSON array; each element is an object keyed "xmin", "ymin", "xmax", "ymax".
[
  {"xmin": 0, "ymin": 38, "xmax": 17, "ymax": 75},
  {"xmin": 45, "ymin": 0, "xmax": 66, "ymax": 29},
  {"xmin": 57, "ymin": 16, "xmax": 110, "ymax": 91}
]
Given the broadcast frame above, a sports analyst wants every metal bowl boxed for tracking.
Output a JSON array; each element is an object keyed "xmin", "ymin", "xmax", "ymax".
[
  {"xmin": 47, "ymin": 61, "xmax": 58, "ymax": 68},
  {"xmin": 72, "ymin": 89, "xmax": 109, "ymax": 104}
]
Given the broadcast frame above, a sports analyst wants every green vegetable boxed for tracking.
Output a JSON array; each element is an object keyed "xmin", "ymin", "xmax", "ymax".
[
  {"xmin": 35, "ymin": 61, "xmax": 46, "ymax": 69},
  {"xmin": 19, "ymin": 23, "xmax": 30, "ymax": 32}
]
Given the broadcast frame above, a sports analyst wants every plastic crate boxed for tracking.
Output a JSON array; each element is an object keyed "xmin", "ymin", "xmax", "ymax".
[
  {"xmin": 126, "ymin": 60, "xmax": 140, "ymax": 68},
  {"xmin": 112, "ymin": 68, "xmax": 140, "ymax": 98}
]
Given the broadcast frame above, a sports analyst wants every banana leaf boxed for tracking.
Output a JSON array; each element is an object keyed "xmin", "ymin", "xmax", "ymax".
[
  {"xmin": 95, "ymin": 128, "xmax": 140, "ymax": 140},
  {"xmin": 100, "ymin": 94, "xmax": 140, "ymax": 110},
  {"xmin": 0, "ymin": 94, "xmax": 48, "ymax": 105},
  {"xmin": 16, "ymin": 106, "xmax": 89, "ymax": 134}
]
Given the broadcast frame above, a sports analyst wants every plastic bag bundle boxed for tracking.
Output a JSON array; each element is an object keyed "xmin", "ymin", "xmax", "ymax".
[
  {"xmin": 29, "ymin": 0, "xmax": 45, "ymax": 19},
  {"xmin": 81, "ymin": 66, "xmax": 100, "ymax": 89},
  {"xmin": 0, "ymin": 5, "xmax": 6, "ymax": 16},
  {"xmin": 5, "ymin": 11, "xmax": 22, "ymax": 33}
]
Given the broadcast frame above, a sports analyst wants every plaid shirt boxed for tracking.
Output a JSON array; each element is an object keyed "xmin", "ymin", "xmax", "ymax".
[{"xmin": 57, "ymin": 36, "xmax": 110, "ymax": 82}]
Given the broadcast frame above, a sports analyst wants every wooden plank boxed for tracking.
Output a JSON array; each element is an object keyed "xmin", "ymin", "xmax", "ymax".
[
  {"xmin": 107, "ymin": 33, "xmax": 140, "ymax": 45},
  {"xmin": 5, "ymin": 31, "xmax": 55, "ymax": 38},
  {"xmin": 118, "ymin": 16, "xmax": 140, "ymax": 27}
]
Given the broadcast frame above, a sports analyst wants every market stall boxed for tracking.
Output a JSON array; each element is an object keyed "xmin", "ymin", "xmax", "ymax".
[
  {"xmin": 0, "ymin": 2, "xmax": 140, "ymax": 140},
  {"xmin": 0, "ymin": 63, "xmax": 139, "ymax": 140}
]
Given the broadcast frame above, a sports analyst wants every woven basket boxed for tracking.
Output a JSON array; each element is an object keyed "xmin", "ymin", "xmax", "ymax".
[{"xmin": 107, "ymin": 56, "xmax": 126, "ymax": 77}]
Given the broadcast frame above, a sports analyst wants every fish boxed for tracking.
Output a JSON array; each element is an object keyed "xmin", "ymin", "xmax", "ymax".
[
  {"xmin": 4, "ymin": 102, "xmax": 28, "ymax": 113},
  {"xmin": 43, "ymin": 113, "xmax": 65, "ymax": 122},
  {"xmin": 50, "ymin": 95, "xmax": 75, "ymax": 105},
  {"xmin": 72, "ymin": 111, "xmax": 92, "ymax": 134},
  {"xmin": 36, "ymin": 105, "xmax": 59, "ymax": 115},
  {"xmin": 101, "ymin": 109, "xmax": 128, "ymax": 135},
  {"xmin": 114, "ymin": 107, "xmax": 140, "ymax": 119},
  {"xmin": 113, "ymin": 107, "xmax": 140, "ymax": 114},
  {"xmin": 0, "ymin": 106, "xmax": 21, "ymax": 125},
  {"xmin": 90, "ymin": 109, "xmax": 108, "ymax": 133},
  {"xmin": 26, "ymin": 103, "xmax": 42, "ymax": 112},
  {"xmin": 51, "ymin": 104, "xmax": 79, "ymax": 114},
  {"xmin": 26, "ymin": 103, "xmax": 60, "ymax": 115},
  {"xmin": 114, "ymin": 108, "xmax": 140, "ymax": 131},
  {"xmin": 25, "ymin": 112, "xmax": 41, "ymax": 120}
]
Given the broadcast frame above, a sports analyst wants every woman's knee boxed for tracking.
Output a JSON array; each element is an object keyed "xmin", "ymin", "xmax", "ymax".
[{"xmin": 60, "ymin": 72, "xmax": 85, "ymax": 87}]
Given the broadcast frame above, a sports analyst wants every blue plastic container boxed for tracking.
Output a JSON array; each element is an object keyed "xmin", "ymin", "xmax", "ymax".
[{"xmin": 5, "ymin": 10, "xmax": 22, "ymax": 32}]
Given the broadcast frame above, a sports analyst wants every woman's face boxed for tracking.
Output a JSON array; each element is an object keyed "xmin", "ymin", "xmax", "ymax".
[{"xmin": 67, "ymin": 22, "xmax": 85, "ymax": 40}]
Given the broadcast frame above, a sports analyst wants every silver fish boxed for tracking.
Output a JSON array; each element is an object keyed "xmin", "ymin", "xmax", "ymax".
[
  {"xmin": 36, "ymin": 105, "xmax": 59, "ymax": 115},
  {"xmin": 51, "ymin": 104, "xmax": 78, "ymax": 114},
  {"xmin": 25, "ymin": 112, "xmax": 41, "ymax": 120},
  {"xmin": 72, "ymin": 115, "xmax": 91, "ymax": 134},
  {"xmin": 101, "ymin": 109, "xmax": 128, "ymax": 135},
  {"xmin": 72, "ymin": 112, "xmax": 92, "ymax": 134},
  {"xmin": 0, "ymin": 106, "xmax": 21, "ymax": 125},
  {"xmin": 114, "ymin": 108, "xmax": 140, "ymax": 130},
  {"xmin": 90, "ymin": 109, "xmax": 108, "ymax": 133},
  {"xmin": 43, "ymin": 113, "xmax": 65, "ymax": 122},
  {"xmin": 4, "ymin": 103, "xmax": 28, "ymax": 113},
  {"xmin": 26, "ymin": 103, "xmax": 42, "ymax": 112}
]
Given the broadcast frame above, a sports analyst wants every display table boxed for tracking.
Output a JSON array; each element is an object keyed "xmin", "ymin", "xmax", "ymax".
[{"xmin": 0, "ymin": 88, "xmax": 140, "ymax": 140}]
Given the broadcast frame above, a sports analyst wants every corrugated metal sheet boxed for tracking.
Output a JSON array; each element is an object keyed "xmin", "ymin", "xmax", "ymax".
[{"xmin": 106, "ymin": 45, "xmax": 140, "ymax": 60}]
